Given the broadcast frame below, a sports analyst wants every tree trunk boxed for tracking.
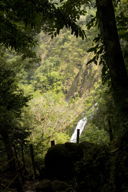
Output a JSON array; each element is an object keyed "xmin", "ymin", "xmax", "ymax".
[
  {"xmin": 1, "ymin": 130, "xmax": 23, "ymax": 192},
  {"xmin": 30, "ymin": 144, "xmax": 36, "ymax": 179},
  {"xmin": 108, "ymin": 119, "xmax": 114, "ymax": 141},
  {"xmin": 1, "ymin": 130, "xmax": 16, "ymax": 171},
  {"xmin": 96, "ymin": 0, "xmax": 128, "ymax": 112},
  {"xmin": 21, "ymin": 142, "xmax": 26, "ymax": 171}
]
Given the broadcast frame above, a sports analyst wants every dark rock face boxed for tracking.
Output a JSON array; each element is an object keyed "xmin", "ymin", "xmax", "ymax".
[
  {"xmin": 39, "ymin": 138, "xmax": 128, "ymax": 192},
  {"xmin": 36, "ymin": 179, "xmax": 73, "ymax": 192},
  {"xmin": 43, "ymin": 141, "xmax": 110, "ymax": 192},
  {"xmin": 44, "ymin": 142, "xmax": 83, "ymax": 180},
  {"xmin": 36, "ymin": 179, "xmax": 53, "ymax": 192}
]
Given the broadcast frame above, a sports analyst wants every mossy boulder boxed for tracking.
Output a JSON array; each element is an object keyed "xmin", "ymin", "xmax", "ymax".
[
  {"xmin": 42, "ymin": 139, "xmax": 128, "ymax": 192},
  {"xmin": 36, "ymin": 179, "xmax": 73, "ymax": 192},
  {"xmin": 44, "ymin": 142, "xmax": 83, "ymax": 180}
]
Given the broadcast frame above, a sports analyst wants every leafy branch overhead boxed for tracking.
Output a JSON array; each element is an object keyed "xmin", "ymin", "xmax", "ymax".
[{"xmin": 0, "ymin": 0, "xmax": 88, "ymax": 54}]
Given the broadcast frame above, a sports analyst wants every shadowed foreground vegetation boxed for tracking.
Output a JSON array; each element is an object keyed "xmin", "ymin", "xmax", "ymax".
[
  {"xmin": 36, "ymin": 137, "xmax": 128, "ymax": 192},
  {"xmin": 0, "ymin": 0, "xmax": 128, "ymax": 191}
]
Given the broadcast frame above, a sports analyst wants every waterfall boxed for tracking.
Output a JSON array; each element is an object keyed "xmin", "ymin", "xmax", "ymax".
[
  {"xmin": 70, "ymin": 103, "xmax": 98, "ymax": 143},
  {"xmin": 70, "ymin": 117, "xmax": 87, "ymax": 143}
]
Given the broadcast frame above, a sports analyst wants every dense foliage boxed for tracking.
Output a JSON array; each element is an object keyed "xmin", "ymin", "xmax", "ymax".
[{"xmin": 0, "ymin": 0, "xmax": 128, "ymax": 192}]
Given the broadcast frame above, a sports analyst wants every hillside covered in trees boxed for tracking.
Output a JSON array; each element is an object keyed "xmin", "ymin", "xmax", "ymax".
[{"xmin": 0, "ymin": 0, "xmax": 128, "ymax": 192}]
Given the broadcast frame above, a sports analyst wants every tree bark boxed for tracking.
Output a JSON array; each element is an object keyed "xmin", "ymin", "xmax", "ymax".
[
  {"xmin": 1, "ymin": 130, "xmax": 16, "ymax": 171},
  {"xmin": 1, "ymin": 130, "xmax": 23, "ymax": 192},
  {"xmin": 96, "ymin": 0, "xmax": 128, "ymax": 112},
  {"xmin": 21, "ymin": 142, "xmax": 26, "ymax": 171},
  {"xmin": 30, "ymin": 144, "xmax": 36, "ymax": 179}
]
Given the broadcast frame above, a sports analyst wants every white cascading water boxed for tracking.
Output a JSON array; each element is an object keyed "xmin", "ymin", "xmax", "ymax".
[{"xmin": 70, "ymin": 117, "xmax": 87, "ymax": 143}]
